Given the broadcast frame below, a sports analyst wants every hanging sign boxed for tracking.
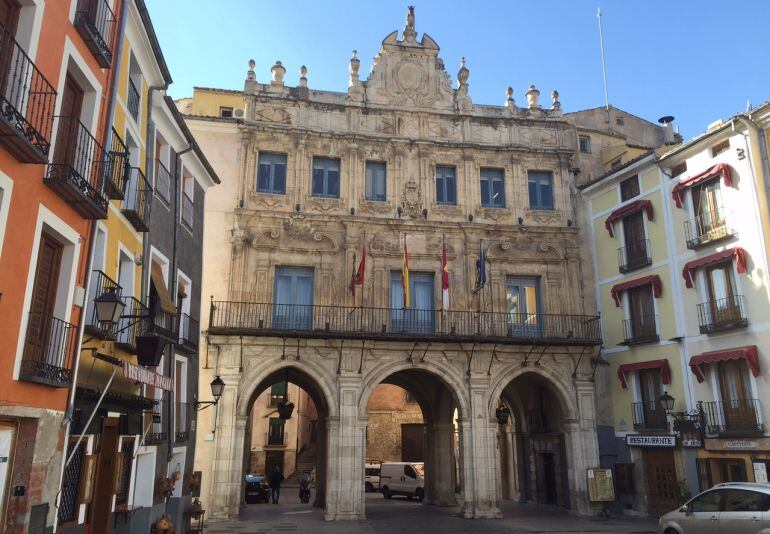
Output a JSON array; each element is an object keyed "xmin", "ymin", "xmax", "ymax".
[
  {"xmin": 587, "ymin": 468, "xmax": 615, "ymax": 502},
  {"xmin": 123, "ymin": 361, "xmax": 173, "ymax": 391}
]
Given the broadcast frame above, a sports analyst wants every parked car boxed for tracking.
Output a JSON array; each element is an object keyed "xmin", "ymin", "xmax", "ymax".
[
  {"xmin": 244, "ymin": 474, "xmax": 271, "ymax": 504},
  {"xmin": 365, "ymin": 463, "xmax": 381, "ymax": 492},
  {"xmin": 658, "ymin": 482, "xmax": 770, "ymax": 534},
  {"xmin": 379, "ymin": 462, "xmax": 424, "ymax": 501}
]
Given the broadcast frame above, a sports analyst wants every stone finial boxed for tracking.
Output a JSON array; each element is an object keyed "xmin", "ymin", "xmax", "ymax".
[
  {"xmin": 403, "ymin": 5, "xmax": 417, "ymax": 43},
  {"xmin": 525, "ymin": 84, "xmax": 541, "ymax": 109},
  {"xmin": 349, "ymin": 50, "xmax": 360, "ymax": 82},
  {"xmin": 299, "ymin": 65, "xmax": 308, "ymax": 88},
  {"xmin": 505, "ymin": 86, "xmax": 515, "ymax": 107},
  {"xmin": 457, "ymin": 57, "xmax": 469, "ymax": 86},
  {"xmin": 550, "ymin": 90, "xmax": 561, "ymax": 110},
  {"xmin": 247, "ymin": 59, "xmax": 256, "ymax": 81},
  {"xmin": 271, "ymin": 60, "xmax": 286, "ymax": 84}
]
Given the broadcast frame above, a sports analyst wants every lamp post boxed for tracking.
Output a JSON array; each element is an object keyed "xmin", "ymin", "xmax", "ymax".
[
  {"xmin": 495, "ymin": 404, "xmax": 511, "ymax": 425},
  {"xmin": 94, "ymin": 288, "xmax": 125, "ymax": 337},
  {"xmin": 659, "ymin": 391, "xmax": 675, "ymax": 415},
  {"xmin": 195, "ymin": 376, "xmax": 224, "ymax": 411}
]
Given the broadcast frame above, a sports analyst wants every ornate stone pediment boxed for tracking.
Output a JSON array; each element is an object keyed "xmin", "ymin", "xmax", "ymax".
[{"xmin": 399, "ymin": 178, "xmax": 423, "ymax": 218}]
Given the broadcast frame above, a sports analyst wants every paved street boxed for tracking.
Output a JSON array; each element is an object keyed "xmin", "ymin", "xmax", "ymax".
[{"xmin": 205, "ymin": 493, "xmax": 658, "ymax": 533}]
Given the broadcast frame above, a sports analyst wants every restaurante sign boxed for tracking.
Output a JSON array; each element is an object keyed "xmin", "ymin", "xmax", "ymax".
[
  {"xmin": 123, "ymin": 361, "xmax": 173, "ymax": 391},
  {"xmin": 626, "ymin": 435, "xmax": 675, "ymax": 447}
]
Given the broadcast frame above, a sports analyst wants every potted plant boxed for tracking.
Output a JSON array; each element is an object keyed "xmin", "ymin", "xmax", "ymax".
[{"xmin": 152, "ymin": 514, "xmax": 174, "ymax": 533}]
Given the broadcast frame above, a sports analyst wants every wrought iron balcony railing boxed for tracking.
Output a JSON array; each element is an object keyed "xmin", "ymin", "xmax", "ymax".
[
  {"xmin": 144, "ymin": 398, "xmax": 166, "ymax": 445},
  {"xmin": 127, "ymin": 78, "xmax": 140, "ymax": 122},
  {"xmin": 696, "ymin": 295, "xmax": 748, "ymax": 334},
  {"xmin": 74, "ymin": 0, "xmax": 116, "ymax": 68},
  {"xmin": 146, "ymin": 296, "xmax": 178, "ymax": 341},
  {"xmin": 208, "ymin": 301, "xmax": 602, "ymax": 345},
  {"xmin": 526, "ymin": 410, "xmax": 550, "ymax": 433},
  {"xmin": 177, "ymin": 313, "xmax": 199, "ymax": 352},
  {"xmin": 703, "ymin": 398, "xmax": 763, "ymax": 435},
  {"xmin": 20, "ymin": 312, "xmax": 76, "ymax": 387},
  {"xmin": 621, "ymin": 314, "xmax": 658, "ymax": 345},
  {"xmin": 45, "ymin": 116, "xmax": 110, "ymax": 219},
  {"xmin": 106, "ymin": 127, "xmax": 129, "ymax": 200},
  {"xmin": 684, "ymin": 207, "xmax": 736, "ymax": 249},
  {"xmin": 617, "ymin": 239, "xmax": 651, "ymax": 273},
  {"xmin": 632, "ymin": 400, "xmax": 668, "ymax": 431},
  {"xmin": 0, "ymin": 24, "xmax": 56, "ymax": 163},
  {"xmin": 84, "ymin": 270, "xmax": 122, "ymax": 337},
  {"xmin": 175, "ymin": 401, "xmax": 189, "ymax": 442},
  {"xmin": 154, "ymin": 159, "xmax": 171, "ymax": 205},
  {"xmin": 181, "ymin": 192, "xmax": 194, "ymax": 231},
  {"xmin": 121, "ymin": 167, "xmax": 152, "ymax": 232},
  {"xmin": 115, "ymin": 296, "xmax": 149, "ymax": 351}
]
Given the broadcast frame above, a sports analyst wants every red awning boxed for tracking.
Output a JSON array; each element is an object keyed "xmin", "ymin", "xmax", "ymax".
[
  {"xmin": 689, "ymin": 345, "xmax": 760, "ymax": 383},
  {"xmin": 672, "ymin": 163, "xmax": 733, "ymax": 208},
  {"xmin": 617, "ymin": 359, "xmax": 671, "ymax": 389},
  {"xmin": 604, "ymin": 200, "xmax": 654, "ymax": 237},
  {"xmin": 682, "ymin": 247, "xmax": 748, "ymax": 288},
  {"xmin": 610, "ymin": 274, "xmax": 662, "ymax": 306}
]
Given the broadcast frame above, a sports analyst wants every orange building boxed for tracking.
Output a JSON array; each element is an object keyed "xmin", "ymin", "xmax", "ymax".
[{"xmin": 0, "ymin": 0, "xmax": 126, "ymax": 531}]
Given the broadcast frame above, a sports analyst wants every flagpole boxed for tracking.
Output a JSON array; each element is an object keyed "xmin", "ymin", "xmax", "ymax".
[{"xmin": 361, "ymin": 231, "xmax": 366, "ymax": 309}]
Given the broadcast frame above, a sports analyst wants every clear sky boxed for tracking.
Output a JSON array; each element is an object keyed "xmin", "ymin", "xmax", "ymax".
[{"xmin": 146, "ymin": 0, "xmax": 770, "ymax": 140}]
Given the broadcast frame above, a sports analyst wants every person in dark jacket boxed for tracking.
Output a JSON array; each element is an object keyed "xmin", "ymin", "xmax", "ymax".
[{"xmin": 269, "ymin": 466, "xmax": 284, "ymax": 504}]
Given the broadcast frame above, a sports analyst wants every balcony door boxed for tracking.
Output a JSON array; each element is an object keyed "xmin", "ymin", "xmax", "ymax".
[
  {"xmin": 692, "ymin": 179, "xmax": 723, "ymax": 236},
  {"xmin": 622, "ymin": 211, "xmax": 646, "ymax": 267},
  {"xmin": 638, "ymin": 368, "xmax": 666, "ymax": 430},
  {"xmin": 506, "ymin": 277, "xmax": 541, "ymax": 336},
  {"xmin": 24, "ymin": 233, "xmax": 63, "ymax": 363},
  {"xmin": 717, "ymin": 360, "xmax": 756, "ymax": 431},
  {"xmin": 0, "ymin": 0, "xmax": 20, "ymax": 35},
  {"xmin": 705, "ymin": 263, "xmax": 739, "ymax": 326},
  {"xmin": 268, "ymin": 418, "xmax": 285, "ymax": 446},
  {"xmin": 273, "ymin": 267, "xmax": 313, "ymax": 330},
  {"xmin": 390, "ymin": 272, "xmax": 434, "ymax": 334},
  {"xmin": 52, "ymin": 74, "xmax": 84, "ymax": 168},
  {"xmin": 628, "ymin": 285, "xmax": 655, "ymax": 341}
]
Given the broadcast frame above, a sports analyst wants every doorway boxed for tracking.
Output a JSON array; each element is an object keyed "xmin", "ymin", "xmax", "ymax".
[
  {"xmin": 541, "ymin": 453, "xmax": 557, "ymax": 505},
  {"xmin": 89, "ymin": 418, "xmax": 120, "ymax": 533},
  {"xmin": 401, "ymin": 424, "xmax": 424, "ymax": 462},
  {"xmin": 265, "ymin": 451, "xmax": 284, "ymax": 477},
  {"xmin": 642, "ymin": 448, "xmax": 679, "ymax": 514},
  {"xmin": 0, "ymin": 422, "xmax": 15, "ymax": 529}
]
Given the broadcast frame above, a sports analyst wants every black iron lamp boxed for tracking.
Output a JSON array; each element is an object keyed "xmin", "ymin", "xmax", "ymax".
[
  {"xmin": 659, "ymin": 391, "xmax": 675, "ymax": 415},
  {"xmin": 276, "ymin": 370, "xmax": 295, "ymax": 420},
  {"xmin": 495, "ymin": 404, "xmax": 511, "ymax": 425},
  {"xmin": 195, "ymin": 376, "xmax": 225, "ymax": 411},
  {"xmin": 95, "ymin": 288, "xmax": 125, "ymax": 330}
]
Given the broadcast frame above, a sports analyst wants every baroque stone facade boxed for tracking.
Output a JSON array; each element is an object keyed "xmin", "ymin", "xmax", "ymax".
[{"xmin": 183, "ymin": 7, "xmax": 668, "ymax": 523}]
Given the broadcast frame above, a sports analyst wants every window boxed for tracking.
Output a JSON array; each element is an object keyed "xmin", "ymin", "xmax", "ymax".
[
  {"xmin": 390, "ymin": 271, "xmax": 434, "ymax": 333},
  {"xmin": 620, "ymin": 175, "xmax": 640, "ymax": 201},
  {"xmin": 689, "ymin": 489, "xmax": 723, "ymax": 513},
  {"xmin": 435, "ymin": 165, "xmax": 456, "ymax": 205},
  {"xmin": 627, "ymin": 284, "xmax": 656, "ymax": 342},
  {"xmin": 269, "ymin": 382, "xmax": 286, "ymax": 406},
  {"xmin": 257, "ymin": 152, "xmax": 287, "ymax": 195},
  {"xmin": 616, "ymin": 116, "xmax": 624, "ymax": 126},
  {"xmin": 579, "ymin": 135, "xmax": 591, "ymax": 153},
  {"xmin": 506, "ymin": 277, "xmax": 541, "ymax": 335},
  {"xmin": 621, "ymin": 211, "xmax": 648, "ymax": 271},
  {"xmin": 611, "ymin": 158, "xmax": 622, "ymax": 170},
  {"xmin": 637, "ymin": 368, "xmax": 666, "ymax": 429},
  {"xmin": 181, "ymin": 170, "xmax": 194, "ymax": 231},
  {"xmin": 480, "ymin": 168, "xmax": 504, "ymax": 208},
  {"xmin": 219, "ymin": 106, "xmax": 233, "ymax": 118},
  {"xmin": 722, "ymin": 489, "xmax": 770, "ymax": 512},
  {"xmin": 268, "ymin": 418, "xmax": 284, "ymax": 445},
  {"xmin": 692, "ymin": 178, "xmax": 722, "ymax": 226},
  {"xmin": 711, "ymin": 139, "xmax": 730, "ymax": 157},
  {"xmin": 671, "ymin": 162, "xmax": 687, "ymax": 177},
  {"xmin": 0, "ymin": 173, "xmax": 11, "ymax": 258},
  {"xmin": 404, "ymin": 465, "xmax": 417, "ymax": 479},
  {"xmin": 705, "ymin": 262, "xmax": 736, "ymax": 305},
  {"xmin": 365, "ymin": 161, "xmax": 386, "ymax": 201},
  {"xmin": 127, "ymin": 54, "xmax": 142, "ymax": 124},
  {"xmin": 311, "ymin": 157, "xmax": 340, "ymax": 198},
  {"xmin": 527, "ymin": 171, "xmax": 554, "ymax": 210},
  {"xmin": 273, "ymin": 266, "xmax": 314, "ymax": 330}
]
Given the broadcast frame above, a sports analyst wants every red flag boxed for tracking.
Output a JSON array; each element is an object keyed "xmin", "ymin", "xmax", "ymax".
[
  {"xmin": 441, "ymin": 240, "xmax": 449, "ymax": 310},
  {"xmin": 402, "ymin": 239, "xmax": 410, "ymax": 309},
  {"xmin": 349, "ymin": 238, "xmax": 366, "ymax": 296}
]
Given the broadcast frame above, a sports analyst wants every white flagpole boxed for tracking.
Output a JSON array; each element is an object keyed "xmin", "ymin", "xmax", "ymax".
[{"xmin": 597, "ymin": 7, "xmax": 610, "ymax": 112}]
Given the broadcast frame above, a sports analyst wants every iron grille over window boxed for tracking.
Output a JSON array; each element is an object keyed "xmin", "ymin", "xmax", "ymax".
[{"xmin": 57, "ymin": 441, "xmax": 85, "ymax": 525}]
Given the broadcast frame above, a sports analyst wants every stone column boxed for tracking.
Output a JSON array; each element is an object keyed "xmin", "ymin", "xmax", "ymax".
[
  {"xmin": 563, "ymin": 380, "xmax": 601, "ymax": 514},
  {"xmin": 207, "ymin": 382, "xmax": 246, "ymax": 520},
  {"xmin": 506, "ymin": 428, "xmax": 519, "ymax": 501},
  {"xmin": 313, "ymin": 414, "xmax": 327, "ymax": 508},
  {"xmin": 424, "ymin": 422, "xmax": 455, "ymax": 506}
]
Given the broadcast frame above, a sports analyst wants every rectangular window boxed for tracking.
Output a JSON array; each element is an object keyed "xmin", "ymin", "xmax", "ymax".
[
  {"xmin": 219, "ymin": 106, "xmax": 233, "ymax": 118},
  {"xmin": 527, "ymin": 171, "xmax": 554, "ymax": 210},
  {"xmin": 269, "ymin": 382, "xmax": 287, "ymax": 406},
  {"xmin": 579, "ymin": 135, "xmax": 591, "ymax": 153},
  {"xmin": 611, "ymin": 158, "xmax": 622, "ymax": 170},
  {"xmin": 506, "ymin": 277, "xmax": 541, "ymax": 335},
  {"xmin": 692, "ymin": 178, "xmax": 722, "ymax": 221},
  {"xmin": 637, "ymin": 368, "xmax": 666, "ymax": 429},
  {"xmin": 390, "ymin": 271, "xmax": 434, "ymax": 333},
  {"xmin": 628, "ymin": 285, "xmax": 656, "ymax": 341},
  {"xmin": 268, "ymin": 418, "xmax": 285, "ymax": 445},
  {"xmin": 435, "ymin": 165, "xmax": 456, "ymax": 205},
  {"xmin": 257, "ymin": 152, "xmax": 287, "ymax": 194},
  {"xmin": 620, "ymin": 175, "xmax": 640, "ymax": 201},
  {"xmin": 311, "ymin": 157, "xmax": 340, "ymax": 198},
  {"xmin": 671, "ymin": 162, "xmax": 687, "ymax": 177},
  {"xmin": 711, "ymin": 139, "xmax": 730, "ymax": 157},
  {"xmin": 273, "ymin": 266, "xmax": 314, "ymax": 330},
  {"xmin": 480, "ymin": 168, "xmax": 505, "ymax": 208},
  {"xmin": 365, "ymin": 161, "xmax": 386, "ymax": 201}
]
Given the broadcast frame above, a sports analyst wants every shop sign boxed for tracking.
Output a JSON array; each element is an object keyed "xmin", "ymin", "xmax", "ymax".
[
  {"xmin": 122, "ymin": 361, "xmax": 173, "ymax": 391},
  {"xmin": 724, "ymin": 440, "xmax": 758, "ymax": 450},
  {"xmin": 626, "ymin": 435, "xmax": 675, "ymax": 447},
  {"xmin": 682, "ymin": 439, "xmax": 702, "ymax": 448},
  {"xmin": 705, "ymin": 437, "xmax": 770, "ymax": 451},
  {"xmin": 587, "ymin": 468, "xmax": 615, "ymax": 502}
]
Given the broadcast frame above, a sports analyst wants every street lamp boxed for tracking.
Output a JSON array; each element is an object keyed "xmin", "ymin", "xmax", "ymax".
[
  {"xmin": 195, "ymin": 376, "xmax": 225, "ymax": 411},
  {"xmin": 659, "ymin": 391, "xmax": 675, "ymax": 415},
  {"xmin": 95, "ymin": 288, "xmax": 125, "ymax": 334},
  {"xmin": 495, "ymin": 404, "xmax": 511, "ymax": 425}
]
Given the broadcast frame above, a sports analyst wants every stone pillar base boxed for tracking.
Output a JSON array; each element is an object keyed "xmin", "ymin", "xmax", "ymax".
[{"xmin": 324, "ymin": 511, "xmax": 366, "ymax": 521}]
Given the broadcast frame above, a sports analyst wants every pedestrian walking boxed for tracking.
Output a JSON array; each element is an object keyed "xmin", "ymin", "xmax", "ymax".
[{"xmin": 269, "ymin": 466, "xmax": 284, "ymax": 504}]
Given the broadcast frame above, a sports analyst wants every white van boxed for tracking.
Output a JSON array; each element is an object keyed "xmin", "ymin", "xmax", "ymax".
[
  {"xmin": 379, "ymin": 462, "xmax": 424, "ymax": 501},
  {"xmin": 364, "ymin": 463, "xmax": 380, "ymax": 492}
]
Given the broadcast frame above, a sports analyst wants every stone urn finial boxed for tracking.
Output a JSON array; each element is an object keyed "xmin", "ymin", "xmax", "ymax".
[
  {"xmin": 550, "ymin": 89, "xmax": 561, "ymax": 111},
  {"xmin": 525, "ymin": 84, "xmax": 541, "ymax": 108},
  {"xmin": 457, "ymin": 57, "xmax": 469, "ymax": 86},
  {"xmin": 299, "ymin": 65, "xmax": 308, "ymax": 88},
  {"xmin": 349, "ymin": 50, "xmax": 360, "ymax": 79},
  {"xmin": 271, "ymin": 60, "xmax": 286, "ymax": 84},
  {"xmin": 247, "ymin": 59, "xmax": 256, "ymax": 81},
  {"xmin": 505, "ymin": 86, "xmax": 515, "ymax": 107}
]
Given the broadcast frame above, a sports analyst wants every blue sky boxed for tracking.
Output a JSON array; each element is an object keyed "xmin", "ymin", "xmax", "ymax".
[{"xmin": 147, "ymin": 0, "xmax": 770, "ymax": 140}]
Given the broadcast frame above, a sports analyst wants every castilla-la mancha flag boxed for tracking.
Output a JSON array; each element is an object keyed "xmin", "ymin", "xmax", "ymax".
[
  {"xmin": 349, "ymin": 238, "xmax": 366, "ymax": 297},
  {"xmin": 441, "ymin": 241, "xmax": 449, "ymax": 310},
  {"xmin": 401, "ymin": 239, "xmax": 410, "ymax": 309}
]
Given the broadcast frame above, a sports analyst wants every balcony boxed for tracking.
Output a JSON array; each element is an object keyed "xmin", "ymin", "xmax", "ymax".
[
  {"xmin": 146, "ymin": 296, "xmax": 178, "ymax": 342},
  {"xmin": 526, "ymin": 410, "xmax": 550, "ymax": 433},
  {"xmin": 45, "ymin": 116, "xmax": 109, "ymax": 219},
  {"xmin": 74, "ymin": 0, "xmax": 116, "ymax": 68},
  {"xmin": 127, "ymin": 78, "xmax": 139, "ymax": 122},
  {"xmin": 703, "ymin": 398, "xmax": 763, "ymax": 436},
  {"xmin": 154, "ymin": 159, "xmax": 171, "ymax": 205},
  {"xmin": 617, "ymin": 239, "xmax": 651, "ymax": 273},
  {"xmin": 121, "ymin": 167, "xmax": 151, "ymax": 232},
  {"xmin": 266, "ymin": 431, "xmax": 285, "ymax": 446},
  {"xmin": 115, "ymin": 296, "xmax": 149, "ymax": 351},
  {"xmin": 632, "ymin": 401, "xmax": 669, "ymax": 431},
  {"xmin": 144, "ymin": 399, "xmax": 166, "ymax": 445},
  {"xmin": 19, "ymin": 312, "xmax": 76, "ymax": 387},
  {"xmin": 208, "ymin": 302, "xmax": 602, "ymax": 346},
  {"xmin": 181, "ymin": 192, "xmax": 193, "ymax": 231},
  {"xmin": 175, "ymin": 401, "xmax": 189, "ymax": 442},
  {"xmin": 0, "ymin": 25, "xmax": 56, "ymax": 163},
  {"xmin": 696, "ymin": 295, "xmax": 748, "ymax": 334},
  {"xmin": 621, "ymin": 314, "xmax": 659, "ymax": 345},
  {"xmin": 84, "ymin": 270, "xmax": 121, "ymax": 338},
  {"xmin": 106, "ymin": 127, "xmax": 129, "ymax": 200},
  {"xmin": 177, "ymin": 313, "xmax": 199, "ymax": 353},
  {"xmin": 684, "ymin": 208, "xmax": 736, "ymax": 249}
]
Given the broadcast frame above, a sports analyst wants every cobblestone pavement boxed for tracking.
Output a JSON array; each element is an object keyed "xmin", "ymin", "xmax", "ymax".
[{"xmin": 205, "ymin": 492, "xmax": 659, "ymax": 534}]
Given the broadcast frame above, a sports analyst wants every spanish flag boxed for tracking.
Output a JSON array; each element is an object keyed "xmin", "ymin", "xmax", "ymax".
[{"xmin": 402, "ymin": 238, "xmax": 410, "ymax": 309}]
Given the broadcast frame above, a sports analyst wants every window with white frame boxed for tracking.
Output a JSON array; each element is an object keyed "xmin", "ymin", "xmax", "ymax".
[{"xmin": 181, "ymin": 168, "xmax": 194, "ymax": 231}]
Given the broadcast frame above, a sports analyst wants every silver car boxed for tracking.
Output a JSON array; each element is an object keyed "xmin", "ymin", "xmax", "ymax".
[{"xmin": 658, "ymin": 482, "xmax": 770, "ymax": 534}]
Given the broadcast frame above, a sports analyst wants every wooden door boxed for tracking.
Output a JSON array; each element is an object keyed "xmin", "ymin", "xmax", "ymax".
[
  {"xmin": 622, "ymin": 211, "xmax": 646, "ymax": 266},
  {"xmin": 639, "ymin": 369, "xmax": 666, "ymax": 430},
  {"xmin": 643, "ymin": 448, "xmax": 679, "ymax": 515},
  {"xmin": 0, "ymin": 0, "xmax": 20, "ymax": 35},
  {"xmin": 706, "ymin": 263, "xmax": 738, "ymax": 323},
  {"xmin": 24, "ymin": 234, "xmax": 63, "ymax": 361},
  {"xmin": 89, "ymin": 418, "xmax": 119, "ymax": 534},
  {"xmin": 717, "ymin": 360, "xmax": 755, "ymax": 429},
  {"xmin": 52, "ymin": 74, "xmax": 84, "ymax": 166},
  {"xmin": 629, "ymin": 285, "xmax": 655, "ymax": 339},
  {"xmin": 401, "ymin": 424, "xmax": 424, "ymax": 462},
  {"xmin": 692, "ymin": 179, "xmax": 722, "ymax": 232}
]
